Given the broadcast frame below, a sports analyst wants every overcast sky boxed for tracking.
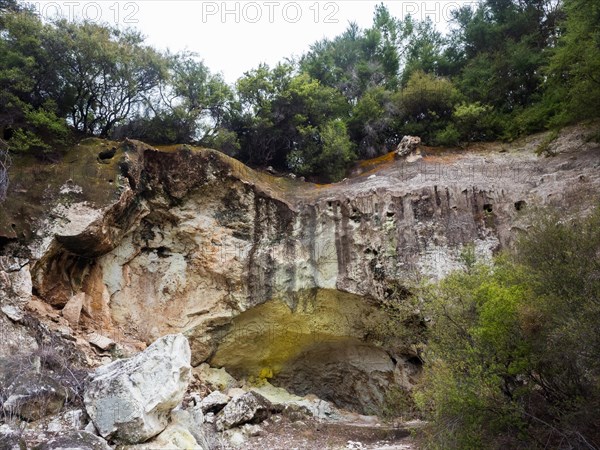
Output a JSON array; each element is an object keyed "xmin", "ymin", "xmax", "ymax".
[{"xmin": 32, "ymin": 0, "xmax": 474, "ymax": 83}]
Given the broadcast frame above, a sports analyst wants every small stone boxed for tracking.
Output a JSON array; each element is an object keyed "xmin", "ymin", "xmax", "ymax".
[
  {"xmin": 227, "ymin": 387, "xmax": 246, "ymax": 398},
  {"xmin": 241, "ymin": 423, "xmax": 263, "ymax": 437},
  {"xmin": 216, "ymin": 391, "xmax": 273, "ymax": 431},
  {"xmin": 199, "ymin": 390, "xmax": 230, "ymax": 413},
  {"xmin": 226, "ymin": 430, "xmax": 246, "ymax": 447},
  {"xmin": 1, "ymin": 305, "xmax": 23, "ymax": 322},
  {"xmin": 87, "ymin": 332, "xmax": 116, "ymax": 351}
]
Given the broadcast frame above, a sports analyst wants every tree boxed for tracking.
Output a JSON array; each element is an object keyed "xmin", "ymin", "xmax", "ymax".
[
  {"xmin": 347, "ymin": 86, "xmax": 399, "ymax": 158},
  {"xmin": 231, "ymin": 64, "xmax": 351, "ymax": 178},
  {"xmin": 401, "ymin": 17, "xmax": 452, "ymax": 84},
  {"xmin": 0, "ymin": 140, "xmax": 9, "ymax": 202},
  {"xmin": 397, "ymin": 70, "xmax": 460, "ymax": 142},
  {"xmin": 0, "ymin": 8, "xmax": 69, "ymax": 152},
  {"xmin": 51, "ymin": 21, "xmax": 166, "ymax": 137},
  {"xmin": 546, "ymin": 0, "xmax": 600, "ymax": 123},
  {"xmin": 287, "ymin": 118, "xmax": 356, "ymax": 181},
  {"xmin": 124, "ymin": 52, "xmax": 234, "ymax": 145},
  {"xmin": 449, "ymin": 0, "xmax": 560, "ymax": 114},
  {"xmin": 300, "ymin": 5, "xmax": 403, "ymax": 103}
]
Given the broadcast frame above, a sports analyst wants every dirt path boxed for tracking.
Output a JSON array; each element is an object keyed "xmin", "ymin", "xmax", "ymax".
[{"xmin": 228, "ymin": 415, "xmax": 421, "ymax": 450}]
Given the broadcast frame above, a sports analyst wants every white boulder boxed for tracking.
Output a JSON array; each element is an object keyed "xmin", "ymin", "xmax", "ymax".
[{"xmin": 84, "ymin": 334, "xmax": 191, "ymax": 444}]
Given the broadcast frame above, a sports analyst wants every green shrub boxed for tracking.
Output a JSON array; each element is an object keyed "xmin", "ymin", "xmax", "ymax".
[
  {"xmin": 434, "ymin": 124, "xmax": 460, "ymax": 146},
  {"xmin": 416, "ymin": 207, "xmax": 600, "ymax": 449}
]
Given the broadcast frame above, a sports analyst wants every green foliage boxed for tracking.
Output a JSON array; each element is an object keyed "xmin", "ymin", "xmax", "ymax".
[
  {"xmin": 1, "ymin": 0, "xmax": 599, "ymax": 175},
  {"xmin": 417, "ymin": 208, "xmax": 600, "ymax": 449},
  {"xmin": 380, "ymin": 386, "xmax": 420, "ymax": 422},
  {"xmin": 546, "ymin": 0, "xmax": 600, "ymax": 124},
  {"xmin": 51, "ymin": 21, "xmax": 166, "ymax": 137},
  {"xmin": 348, "ymin": 86, "xmax": 399, "ymax": 158},
  {"xmin": 231, "ymin": 64, "xmax": 352, "ymax": 180},
  {"xmin": 314, "ymin": 119, "xmax": 356, "ymax": 181},
  {"xmin": 398, "ymin": 71, "xmax": 460, "ymax": 142},
  {"xmin": 300, "ymin": 5, "xmax": 404, "ymax": 103},
  {"xmin": 201, "ymin": 128, "xmax": 240, "ymax": 157}
]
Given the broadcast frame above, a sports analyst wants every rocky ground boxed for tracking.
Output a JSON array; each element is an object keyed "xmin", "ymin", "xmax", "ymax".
[{"xmin": 0, "ymin": 333, "xmax": 421, "ymax": 449}]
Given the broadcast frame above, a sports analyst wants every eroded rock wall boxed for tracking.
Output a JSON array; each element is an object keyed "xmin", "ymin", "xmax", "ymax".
[{"xmin": 2, "ymin": 127, "xmax": 600, "ymax": 413}]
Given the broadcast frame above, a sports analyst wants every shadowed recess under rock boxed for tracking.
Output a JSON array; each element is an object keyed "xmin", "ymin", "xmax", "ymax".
[{"xmin": 209, "ymin": 289, "xmax": 409, "ymax": 414}]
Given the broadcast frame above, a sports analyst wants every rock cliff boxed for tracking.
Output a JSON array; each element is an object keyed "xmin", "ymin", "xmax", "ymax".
[{"xmin": 1, "ymin": 127, "xmax": 599, "ymax": 413}]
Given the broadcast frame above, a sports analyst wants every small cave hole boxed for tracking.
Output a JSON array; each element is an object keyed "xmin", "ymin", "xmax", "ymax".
[
  {"xmin": 483, "ymin": 203, "xmax": 493, "ymax": 213},
  {"xmin": 156, "ymin": 246, "xmax": 172, "ymax": 258},
  {"xmin": 407, "ymin": 356, "xmax": 423, "ymax": 366},
  {"xmin": 514, "ymin": 200, "xmax": 526, "ymax": 211},
  {"xmin": 386, "ymin": 211, "xmax": 395, "ymax": 218},
  {"xmin": 98, "ymin": 147, "xmax": 117, "ymax": 161},
  {"xmin": 108, "ymin": 179, "xmax": 114, "ymax": 183}
]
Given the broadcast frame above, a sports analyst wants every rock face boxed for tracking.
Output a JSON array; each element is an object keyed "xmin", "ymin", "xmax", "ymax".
[
  {"xmin": 2, "ymin": 127, "xmax": 600, "ymax": 414},
  {"xmin": 216, "ymin": 392, "xmax": 273, "ymax": 431},
  {"xmin": 2, "ymin": 373, "xmax": 68, "ymax": 421},
  {"xmin": 275, "ymin": 341, "xmax": 396, "ymax": 412},
  {"xmin": 84, "ymin": 334, "xmax": 191, "ymax": 444},
  {"xmin": 0, "ymin": 257, "xmax": 37, "ymax": 357}
]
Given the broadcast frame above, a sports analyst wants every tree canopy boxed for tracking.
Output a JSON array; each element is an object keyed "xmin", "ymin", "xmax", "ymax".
[{"xmin": 1, "ymin": 0, "xmax": 598, "ymax": 180}]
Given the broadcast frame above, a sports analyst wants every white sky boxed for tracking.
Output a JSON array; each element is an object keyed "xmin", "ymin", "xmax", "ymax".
[{"xmin": 32, "ymin": 0, "xmax": 475, "ymax": 83}]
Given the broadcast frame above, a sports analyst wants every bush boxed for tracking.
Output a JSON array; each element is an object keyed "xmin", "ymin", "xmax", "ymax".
[
  {"xmin": 397, "ymin": 71, "xmax": 460, "ymax": 144},
  {"xmin": 434, "ymin": 124, "xmax": 460, "ymax": 146},
  {"xmin": 416, "ymin": 207, "xmax": 600, "ymax": 449}
]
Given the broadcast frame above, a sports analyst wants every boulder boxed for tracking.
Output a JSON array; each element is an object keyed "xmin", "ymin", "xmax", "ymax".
[
  {"xmin": 199, "ymin": 391, "xmax": 230, "ymax": 413},
  {"xmin": 34, "ymin": 431, "xmax": 111, "ymax": 450},
  {"xmin": 216, "ymin": 391, "xmax": 272, "ymax": 431},
  {"xmin": 170, "ymin": 407, "xmax": 205, "ymax": 445},
  {"xmin": 2, "ymin": 373, "xmax": 68, "ymax": 421},
  {"xmin": 84, "ymin": 334, "xmax": 191, "ymax": 444},
  {"xmin": 396, "ymin": 135, "xmax": 421, "ymax": 157},
  {"xmin": 248, "ymin": 381, "xmax": 333, "ymax": 419}
]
